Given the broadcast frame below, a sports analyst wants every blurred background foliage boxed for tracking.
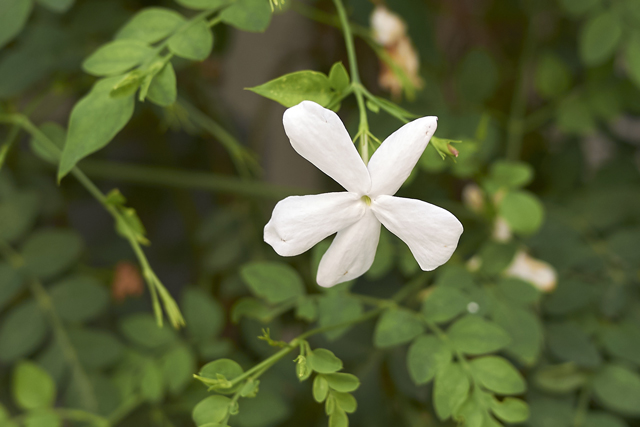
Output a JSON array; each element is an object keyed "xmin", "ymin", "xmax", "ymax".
[{"xmin": 1, "ymin": 0, "xmax": 640, "ymax": 426}]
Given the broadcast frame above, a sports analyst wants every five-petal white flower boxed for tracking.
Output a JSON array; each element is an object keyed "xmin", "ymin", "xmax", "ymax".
[{"xmin": 264, "ymin": 101, "xmax": 463, "ymax": 287}]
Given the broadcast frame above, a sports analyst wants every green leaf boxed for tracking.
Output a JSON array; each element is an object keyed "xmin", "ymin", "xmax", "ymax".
[
  {"xmin": 68, "ymin": 328, "xmax": 124, "ymax": 369},
  {"xmin": 496, "ymin": 277, "xmax": 540, "ymax": 305},
  {"xmin": 547, "ymin": 322, "xmax": 601, "ymax": 368},
  {"xmin": 407, "ymin": 334, "xmax": 452, "ymax": 385},
  {"xmin": 478, "ymin": 241, "xmax": 517, "ymax": 275},
  {"xmin": 433, "ymin": 362, "xmax": 470, "ymax": 421},
  {"xmin": 534, "ymin": 364, "xmax": 587, "ymax": 394},
  {"xmin": 624, "ymin": 33, "xmax": 640, "ymax": 90},
  {"xmin": 307, "ymin": 349, "xmax": 343, "ymax": 374},
  {"xmin": 175, "ymin": 0, "xmax": 229, "ymax": 9},
  {"xmin": 456, "ymin": 49, "xmax": 498, "ymax": 103},
  {"xmin": 198, "ymin": 359, "xmax": 244, "ymax": 394},
  {"xmin": 498, "ymin": 190, "xmax": 544, "ymax": 235},
  {"xmin": 491, "ymin": 302, "xmax": 543, "ymax": 366},
  {"xmin": 21, "ymin": 229, "xmax": 82, "ymax": 280},
  {"xmin": 36, "ymin": 0, "xmax": 74, "ymax": 13},
  {"xmin": 230, "ymin": 297, "xmax": 281, "ymax": 323},
  {"xmin": 456, "ymin": 394, "xmax": 484, "ymax": 427},
  {"xmin": 559, "ymin": 0, "xmax": 601, "ymax": 16},
  {"xmin": 116, "ymin": 7, "xmax": 185, "ymax": 43},
  {"xmin": 182, "ymin": 287, "xmax": 224, "ymax": 341},
  {"xmin": 0, "ymin": 0, "xmax": 33, "ymax": 49},
  {"xmin": 161, "ymin": 345, "xmax": 196, "ymax": 395},
  {"xmin": 119, "ymin": 313, "xmax": 177, "ymax": 348},
  {"xmin": 323, "ymin": 373, "xmax": 360, "ymax": 392},
  {"xmin": 147, "ymin": 62, "xmax": 177, "ymax": 106},
  {"xmin": 535, "ymin": 53, "xmax": 572, "ymax": 99},
  {"xmin": 601, "ymin": 322, "xmax": 640, "ymax": 366},
  {"xmin": 313, "ymin": 375, "xmax": 329, "ymax": 402},
  {"xmin": 12, "ymin": 361, "xmax": 55, "ymax": 410},
  {"xmin": 592, "ymin": 364, "xmax": 640, "ymax": 416},
  {"xmin": 22, "ymin": 410, "xmax": 61, "ymax": 427},
  {"xmin": 332, "ymin": 391, "xmax": 357, "ymax": 413},
  {"xmin": 366, "ymin": 228, "xmax": 394, "ymax": 280},
  {"xmin": 140, "ymin": 359, "xmax": 164, "ymax": 403},
  {"xmin": 29, "ymin": 122, "xmax": 65, "ymax": 164},
  {"xmin": 489, "ymin": 160, "xmax": 534, "ymax": 189},
  {"xmin": 220, "ymin": 0, "xmax": 272, "ymax": 32},
  {"xmin": 59, "ymin": 77, "xmax": 135, "ymax": 179},
  {"xmin": 469, "ymin": 356, "xmax": 526, "ymax": 395},
  {"xmin": 240, "ymin": 261, "xmax": 305, "ymax": 304},
  {"xmin": 0, "ymin": 191, "xmax": 40, "ymax": 243},
  {"xmin": 193, "ymin": 395, "xmax": 230, "ymax": 426},
  {"xmin": 556, "ymin": 94, "xmax": 595, "ymax": 135},
  {"xmin": 374, "ymin": 308, "xmax": 424, "ymax": 348},
  {"xmin": 0, "ymin": 263, "xmax": 23, "ymax": 311},
  {"xmin": 448, "ymin": 315, "xmax": 510, "ymax": 355},
  {"xmin": 317, "ymin": 293, "xmax": 363, "ymax": 341},
  {"xmin": 167, "ymin": 20, "xmax": 213, "ymax": 60},
  {"xmin": 50, "ymin": 275, "xmax": 108, "ymax": 322},
  {"xmin": 491, "ymin": 397, "xmax": 529, "ymax": 424},
  {"xmin": 82, "ymin": 40, "xmax": 153, "ymax": 76},
  {"xmin": 247, "ymin": 70, "xmax": 335, "ymax": 108},
  {"xmin": 0, "ymin": 300, "xmax": 47, "ymax": 362},
  {"xmin": 579, "ymin": 11, "xmax": 622, "ymax": 66},
  {"xmin": 421, "ymin": 286, "xmax": 469, "ymax": 323},
  {"xmin": 328, "ymin": 407, "xmax": 348, "ymax": 427},
  {"xmin": 295, "ymin": 297, "xmax": 318, "ymax": 322},
  {"xmin": 544, "ymin": 279, "xmax": 594, "ymax": 315},
  {"xmin": 583, "ymin": 411, "xmax": 629, "ymax": 427},
  {"xmin": 328, "ymin": 62, "xmax": 350, "ymax": 92}
]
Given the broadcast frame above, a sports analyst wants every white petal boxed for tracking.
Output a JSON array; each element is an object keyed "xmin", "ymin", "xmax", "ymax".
[
  {"xmin": 283, "ymin": 101, "xmax": 371, "ymax": 195},
  {"xmin": 371, "ymin": 195, "xmax": 463, "ymax": 270},
  {"xmin": 367, "ymin": 116, "xmax": 437, "ymax": 197},
  {"xmin": 264, "ymin": 192, "xmax": 365, "ymax": 257},
  {"xmin": 317, "ymin": 210, "xmax": 381, "ymax": 288}
]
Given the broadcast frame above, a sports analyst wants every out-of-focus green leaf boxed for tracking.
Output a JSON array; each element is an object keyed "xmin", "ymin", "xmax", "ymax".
[
  {"xmin": 162, "ymin": 345, "xmax": 195, "ymax": 395},
  {"xmin": 625, "ymin": 33, "xmax": 640, "ymax": 90},
  {"xmin": 317, "ymin": 293, "xmax": 363, "ymax": 340},
  {"xmin": 116, "ymin": 7, "xmax": 185, "ymax": 43},
  {"xmin": 407, "ymin": 334, "xmax": 452, "ymax": 385},
  {"xmin": 21, "ymin": 229, "xmax": 82, "ymax": 280},
  {"xmin": 498, "ymin": 190, "xmax": 544, "ymax": 235},
  {"xmin": 535, "ymin": 53, "xmax": 572, "ymax": 99},
  {"xmin": 328, "ymin": 62, "xmax": 350, "ymax": 93},
  {"xmin": 491, "ymin": 397, "xmax": 529, "ymax": 424},
  {"xmin": 12, "ymin": 361, "xmax": 56, "ymax": 410},
  {"xmin": 198, "ymin": 359, "xmax": 244, "ymax": 394},
  {"xmin": 0, "ymin": 263, "xmax": 23, "ymax": 310},
  {"xmin": 583, "ymin": 411, "xmax": 629, "ymax": 427},
  {"xmin": 373, "ymin": 308, "xmax": 424, "ymax": 348},
  {"xmin": 0, "ymin": 0, "xmax": 33, "ymax": 49},
  {"xmin": 456, "ymin": 49, "xmax": 498, "ymax": 103},
  {"xmin": 559, "ymin": 0, "xmax": 601, "ymax": 16},
  {"xmin": 182, "ymin": 287, "xmax": 224, "ymax": 342},
  {"xmin": 36, "ymin": 0, "xmax": 74, "ymax": 13},
  {"xmin": 0, "ymin": 191, "xmax": 40, "ymax": 243},
  {"xmin": 579, "ymin": 11, "xmax": 622, "ymax": 66},
  {"xmin": 492, "ymin": 303, "xmax": 543, "ymax": 366},
  {"xmin": 489, "ymin": 160, "xmax": 534, "ymax": 189},
  {"xmin": 592, "ymin": 364, "xmax": 640, "ymax": 416},
  {"xmin": 248, "ymin": 71, "xmax": 335, "ymax": 108},
  {"xmin": 421, "ymin": 286, "xmax": 469, "ymax": 323},
  {"xmin": 547, "ymin": 322, "xmax": 601, "ymax": 368},
  {"xmin": 119, "ymin": 313, "xmax": 177, "ymax": 349},
  {"xmin": 601, "ymin": 322, "xmax": 640, "ymax": 366},
  {"xmin": 50, "ymin": 275, "xmax": 108, "ymax": 322},
  {"xmin": 146, "ymin": 62, "xmax": 177, "ymax": 106},
  {"xmin": 140, "ymin": 359, "xmax": 164, "ymax": 403},
  {"xmin": 68, "ymin": 328, "xmax": 124, "ymax": 370},
  {"xmin": 534, "ymin": 364, "xmax": 587, "ymax": 394}
]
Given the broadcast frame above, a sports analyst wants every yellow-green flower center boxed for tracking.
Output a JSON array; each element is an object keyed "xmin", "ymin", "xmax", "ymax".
[{"xmin": 361, "ymin": 195, "xmax": 372, "ymax": 206}]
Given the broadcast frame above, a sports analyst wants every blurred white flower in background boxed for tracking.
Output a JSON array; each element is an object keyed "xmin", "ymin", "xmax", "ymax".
[
  {"xmin": 264, "ymin": 101, "xmax": 463, "ymax": 287},
  {"xmin": 505, "ymin": 250, "xmax": 557, "ymax": 293}
]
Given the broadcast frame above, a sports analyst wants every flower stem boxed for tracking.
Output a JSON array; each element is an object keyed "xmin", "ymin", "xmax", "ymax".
[{"xmin": 331, "ymin": 0, "xmax": 370, "ymax": 163}]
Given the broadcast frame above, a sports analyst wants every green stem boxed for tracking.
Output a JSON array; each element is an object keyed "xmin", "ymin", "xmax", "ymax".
[
  {"xmin": 0, "ymin": 113, "xmax": 184, "ymax": 328},
  {"xmin": 0, "ymin": 124, "xmax": 20, "ymax": 170},
  {"xmin": 331, "ymin": 0, "xmax": 370, "ymax": 162},
  {"xmin": 0, "ymin": 241, "xmax": 98, "ymax": 412},
  {"xmin": 506, "ymin": 20, "xmax": 534, "ymax": 161},
  {"xmin": 79, "ymin": 159, "xmax": 307, "ymax": 199},
  {"xmin": 573, "ymin": 384, "xmax": 592, "ymax": 427}
]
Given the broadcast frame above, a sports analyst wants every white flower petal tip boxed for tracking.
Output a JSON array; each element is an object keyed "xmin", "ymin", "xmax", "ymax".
[
  {"xmin": 282, "ymin": 101, "xmax": 371, "ymax": 195},
  {"xmin": 264, "ymin": 192, "xmax": 366, "ymax": 257},
  {"xmin": 367, "ymin": 116, "xmax": 438, "ymax": 197},
  {"xmin": 372, "ymin": 195, "xmax": 463, "ymax": 271},
  {"xmin": 316, "ymin": 211, "xmax": 381, "ymax": 288}
]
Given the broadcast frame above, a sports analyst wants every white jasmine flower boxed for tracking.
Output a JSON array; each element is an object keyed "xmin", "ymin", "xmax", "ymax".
[
  {"xmin": 505, "ymin": 251, "xmax": 557, "ymax": 293},
  {"xmin": 264, "ymin": 101, "xmax": 463, "ymax": 287}
]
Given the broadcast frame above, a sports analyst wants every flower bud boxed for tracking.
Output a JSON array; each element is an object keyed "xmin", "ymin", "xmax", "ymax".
[{"xmin": 505, "ymin": 251, "xmax": 557, "ymax": 293}]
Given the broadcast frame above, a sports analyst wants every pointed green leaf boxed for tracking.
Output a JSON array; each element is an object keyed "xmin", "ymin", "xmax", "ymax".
[
  {"xmin": 116, "ymin": 7, "xmax": 185, "ymax": 43},
  {"xmin": 167, "ymin": 20, "xmax": 213, "ymax": 60},
  {"xmin": 469, "ymin": 356, "xmax": 526, "ymax": 395},
  {"xmin": 248, "ymin": 70, "xmax": 334, "ymax": 108},
  {"xmin": 59, "ymin": 77, "xmax": 135, "ymax": 179},
  {"xmin": 407, "ymin": 334, "xmax": 452, "ymax": 385},
  {"xmin": 82, "ymin": 40, "xmax": 154, "ymax": 76}
]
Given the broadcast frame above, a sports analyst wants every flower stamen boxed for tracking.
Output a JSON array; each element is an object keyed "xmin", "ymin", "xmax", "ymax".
[{"xmin": 361, "ymin": 195, "xmax": 372, "ymax": 206}]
